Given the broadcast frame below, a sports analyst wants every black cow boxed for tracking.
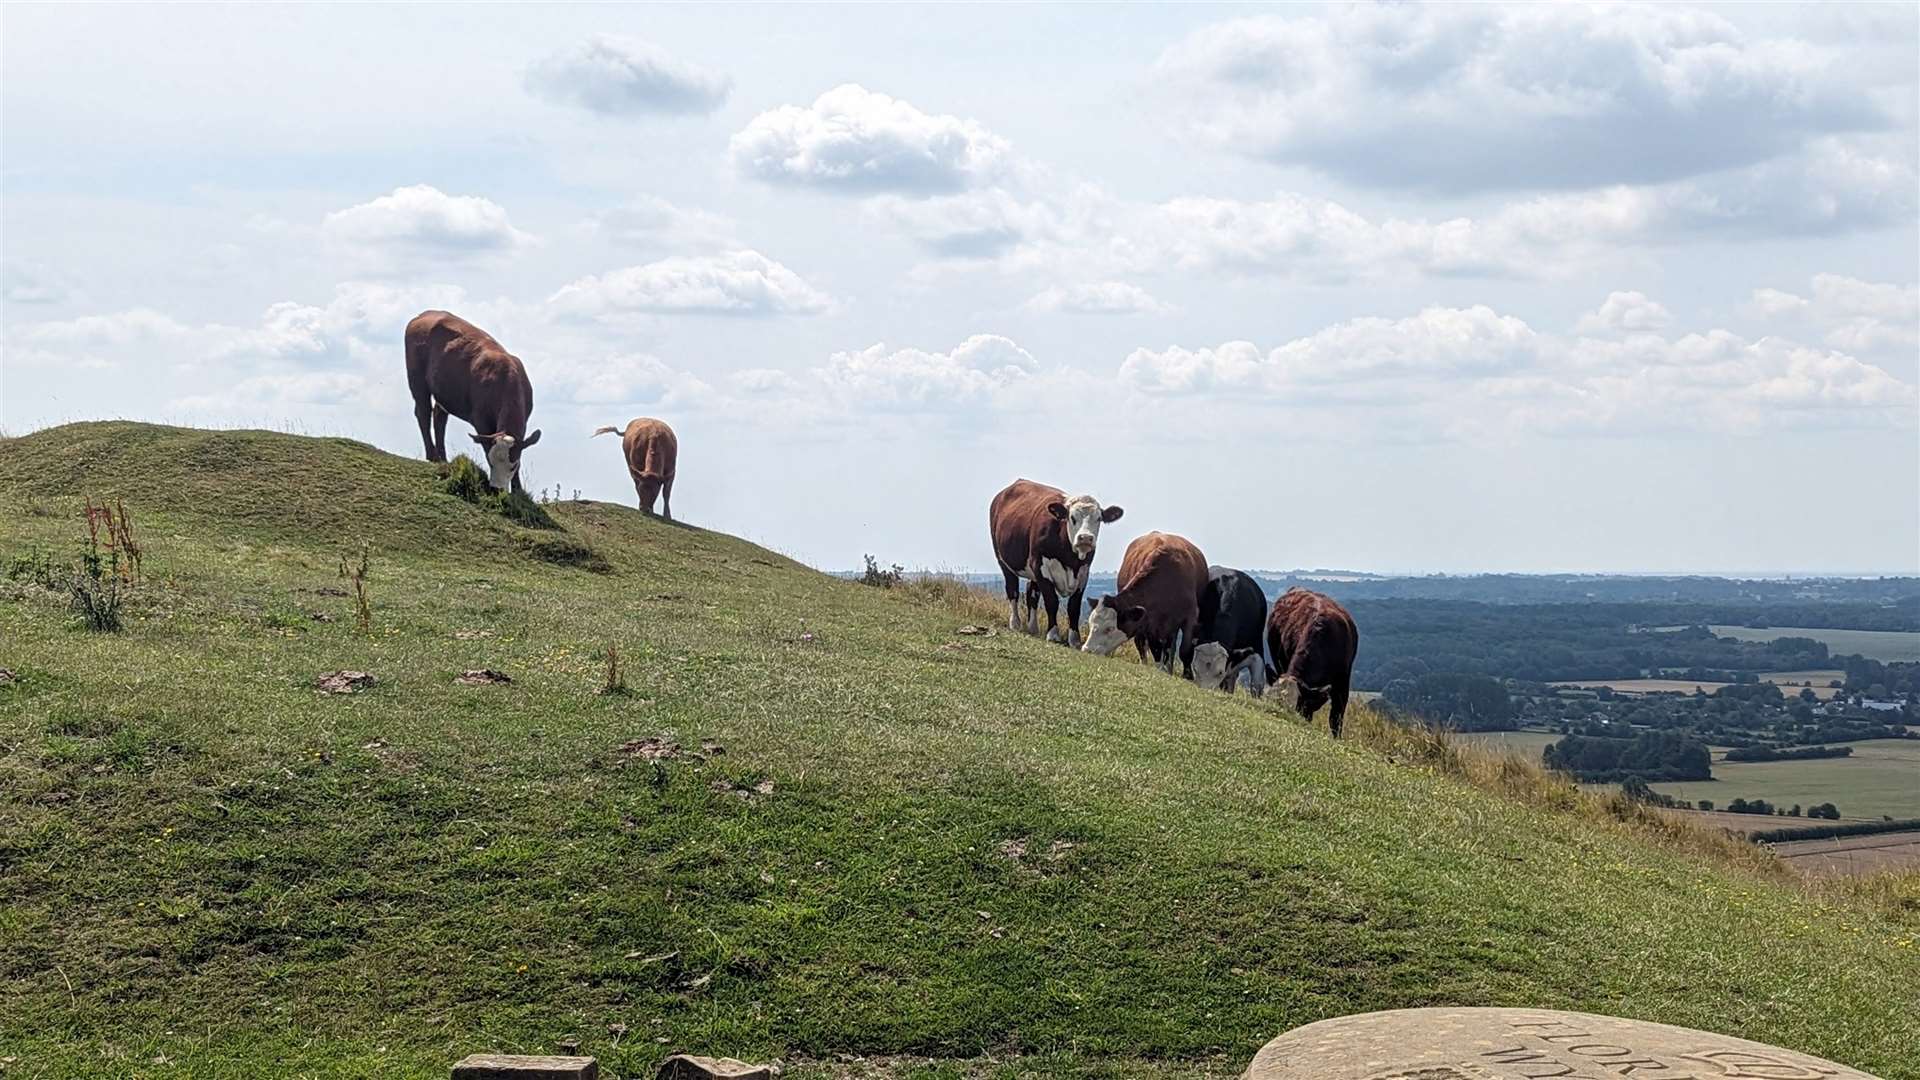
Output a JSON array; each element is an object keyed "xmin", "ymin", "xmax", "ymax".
[{"xmin": 1188, "ymin": 566, "xmax": 1269, "ymax": 694}]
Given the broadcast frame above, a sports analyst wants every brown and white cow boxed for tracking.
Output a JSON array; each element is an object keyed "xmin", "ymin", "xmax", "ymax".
[
  {"xmin": 1264, "ymin": 588, "xmax": 1359, "ymax": 737},
  {"xmin": 988, "ymin": 479, "xmax": 1123, "ymax": 647},
  {"xmin": 593, "ymin": 418, "xmax": 678, "ymax": 519},
  {"xmin": 1081, "ymin": 531, "xmax": 1208, "ymax": 676},
  {"xmin": 405, "ymin": 310, "xmax": 541, "ymax": 493}
]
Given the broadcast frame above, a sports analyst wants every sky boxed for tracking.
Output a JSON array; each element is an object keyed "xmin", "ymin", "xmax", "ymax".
[{"xmin": 3, "ymin": 2, "xmax": 1917, "ymax": 575}]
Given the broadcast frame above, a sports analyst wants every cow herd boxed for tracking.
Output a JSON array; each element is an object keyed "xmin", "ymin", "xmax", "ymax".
[
  {"xmin": 990, "ymin": 479, "xmax": 1359, "ymax": 737},
  {"xmin": 405, "ymin": 310, "xmax": 1356, "ymax": 736}
]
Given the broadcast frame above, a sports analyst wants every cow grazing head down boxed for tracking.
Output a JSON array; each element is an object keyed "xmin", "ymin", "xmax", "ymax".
[
  {"xmin": 1271, "ymin": 675, "xmax": 1332, "ymax": 716},
  {"xmin": 1080, "ymin": 595, "xmax": 1144, "ymax": 656},
  {"xmin": 1190, "ymin": 643, "xmax": 1262, "ymax": 691},
  {"xmin": 471, "ymin": 429, "xmax": 542, "ymax": 491},
  {"xmin": 1048, "ymin": 496, "xmax": 1122, "ymax": 560}
]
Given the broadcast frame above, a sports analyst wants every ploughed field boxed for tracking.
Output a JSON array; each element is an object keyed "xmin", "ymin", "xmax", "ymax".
[{"xmin": 3, "ymin": 423, "xmax": 1918, "ymax": 1079}]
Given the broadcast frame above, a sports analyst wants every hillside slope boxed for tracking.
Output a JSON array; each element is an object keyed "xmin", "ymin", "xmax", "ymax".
[{"xmin": 1, "ymin": 423, "xmax": 1915, "ymax": 1079}]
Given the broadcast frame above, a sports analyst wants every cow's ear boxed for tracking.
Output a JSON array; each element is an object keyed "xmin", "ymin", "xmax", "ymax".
[
  {"xmin": 1228, "ymin": 646, "xmax": 1259, "ymax": 666},
  {"xmin": 1045, "ymin": 501, "xmax": 1068, "ymax": 520},
  {"xmin": 1120, "ymin": 605, "xmax": 1147, "ymax": 629},
  {"xmin": 1100, "ymin": 504, "xmax": 1124, "ymax": 523},
  {"xmin": 469, "ymin": 432, "xmax": 494, "ymax": 447},
  {"xmin": 519, "ymin": 429, "xmax": 542, "ymax": 449}
]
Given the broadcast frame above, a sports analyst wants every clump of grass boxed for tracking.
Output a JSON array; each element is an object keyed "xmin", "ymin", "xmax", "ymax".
[
  {"xmin": 601, "ymin": 644, "xmax": 629, "ymax": 696},
  {"xmin": 69, "ymin": 497, "xmax": 141, "ymax": 632},
  {"xmin": 517, "ymin": 532, "xmax": 609, "ymax": 573},
  {"xmin": 441, "ymin": 456, "xmax": 558, "ymax": 530},
  {"xmin": 892, "ymin": 573, "xmax": 1008, "ymax": 625},
  {"xmin": 6, "ymin": 547, "xmax": 61, "ymax": 591},
  {"xmin": 338, "ymin": 542, "xmax": 372, "ymax": 634},
  {"xmin": 859, "ymin": 554, "xmax": 904, "ymax": 588}
]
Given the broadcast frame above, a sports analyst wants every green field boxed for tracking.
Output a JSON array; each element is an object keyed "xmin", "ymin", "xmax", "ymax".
[
  {"xmin": 1709, "ymin": 625, "xmax": 1920, "ymax": 663},
  {"xmin": 1653, "ymin": 740, "xmax": 1920, "ymax": 820},
  {"xmin": 3, "ymin": 424, "xmax": 1918, "ymax": 1079}
]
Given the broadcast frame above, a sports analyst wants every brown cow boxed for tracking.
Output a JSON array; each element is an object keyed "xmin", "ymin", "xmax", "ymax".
[
  {"xmin": 404, "ymin": 310, "xmax": 541, "ymax": 492},
  {"xmin": 593, "ymin": 418, "xmax": 678, "ymax": 519},
  {"xmin": 1264, "ymin": 589, "xmax": 1359, "ymax": 737},
  {"xmin": 988, "ymin": 479, "xmax": 1123, "ymax": 647},
  {"xmin": 1081, "ymin": 531, "xmax": 1208, "ymax": 676}
]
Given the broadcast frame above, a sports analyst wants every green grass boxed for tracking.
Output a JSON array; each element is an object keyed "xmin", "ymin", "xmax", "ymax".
[
  {"xmin": 1709, "ymin": 625, "xmax": 1920, "ymax": 664},
  {"xmin": 2, "ymin": 422, "xmax": 1917, "ymax": 1080},
  {"xmin": 1653, "ymin": 740, "xmax": 1920, "ymax": 820}
]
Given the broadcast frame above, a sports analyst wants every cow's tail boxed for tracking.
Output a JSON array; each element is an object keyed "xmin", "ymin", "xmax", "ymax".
[{"xmin": 591, "ymin": 425, "xmax": 621, "ymax": 437}]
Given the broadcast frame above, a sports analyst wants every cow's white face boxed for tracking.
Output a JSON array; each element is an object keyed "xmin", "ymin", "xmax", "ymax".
[
  {"xmin": 484, "ymin": 435, "xmax": 517, "ymax": 491},
  {"xmin": 1272, "ymin": 676, "xmax": 1301, "ymax": 712},
  {"xmin": 1080, "ymin": 599, "xmax": 1129, "ymax": 656},
  {"xmin": 1190, "ymin": 643, "xmax": 1230, "ymax": 690},
  {"xmin": 1064, "ymin": 497, "xmax": 1105, "ymax": 559}
]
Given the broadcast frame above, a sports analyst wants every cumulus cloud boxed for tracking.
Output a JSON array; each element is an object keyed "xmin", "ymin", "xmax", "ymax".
[
  {"xmin": 1576, "ymin": 291, "xmax": 1673, "ymax": 335},
  {"xmin": 916, "ymin": 141, "xmax": 1915, "ymax": 286},
  {"xmin": 591, "ymin": 195, "xmax": 736, "ymax": 250},
  {"xmin": 323, "ymin": 185, "xmax": 532, "ymax": 263},
  {"xmin": 541, "ymin": 352, "xmax": 715, "ymax": 407},
  {"xmin": 1025, "ymin": 282, "xmax": 1172, "ymax": 316},
  {"xmin": 1155, "ymin": 5, "xmax": 1887, "ymax": 193},
  {"xmin": 2, "ymin": 260, "xmax": 76, "ymax": 305},
  {"xmin": 817, "ymin": 334, "xmax": 1038, "ymax": 410},
  {"xmin": 1119, "ymin": 301, "xmax": 1916, "ymax": 436},
  {"xmin": 548, "ymin": 251, "xmax": 833, "ymax": 318},
  {"xmin": 1746, "ymin": 273, "xmax": 1920, "ymax": 357},
  {"xmin": 525, "ymin": 35, "xmax": 729, "ymax": 116},
  {"xmin": 730, "ymin": 84, "xmax": 1012, "ymax": 195}
]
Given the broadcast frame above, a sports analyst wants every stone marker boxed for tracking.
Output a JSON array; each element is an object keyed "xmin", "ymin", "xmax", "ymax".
[
  {"xmin": 1243, "ymin": 1008, "xmax": 1882, "ymax": 1080},
  {"xmin": 452, "ymin": 1054, "xmax": 598, "ymax": 1080},
  {"xmin": 655, "ymin": 1054, "xmax": 773, "ymax": 1080}
]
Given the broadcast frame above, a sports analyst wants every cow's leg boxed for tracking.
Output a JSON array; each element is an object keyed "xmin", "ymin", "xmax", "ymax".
[
  {"xmin": 431, "ymin": 405, "xmax": 450, "ymax": 463},
  {"xmin": 662, "ymin": 475, "xmax": 674, "ymax": 521},
  {"xmin": 412, "ymin": 394, "xmax": 435, "ymax": 460},
  {"xmin": 1328, "ymin": 679, "xmax": 1351, "ymax": 738},
  {"xmin": 1135, "ymin": 636, "xmax": 1152, "ymax": 664},
  {"xmin": 1178, "ymin": 621, "xmax": 1198, "ymax": 679},
  {"xmin": 1001, "ymin": 569, "xmax": 1022, "ymax": 631},
  {"xmin": 1246, "ymin": 658, "xmax": 1268, "ymax": 698},
  {"xmin": 1040, "ymin": 583, "xmax": 1065, "ymax": 643},
  {"xmin": 1023, "ymin": 581, "xmax": 1042, "ymax": 634},
  {"xmin": 1065, "ymin": 586, "xmax": 1085, "ymax": 649}
]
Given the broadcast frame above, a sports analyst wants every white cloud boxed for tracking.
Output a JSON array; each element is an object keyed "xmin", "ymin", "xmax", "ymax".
[
  {"xmin": 548, "ymin": 250, "xmax": 834, "ymax": 318},
  {"xmin": 525, "ymin": 35, "xmax": 729, "ymax": 116},
  {"xmin": 1120, "ymin": 302, "xmax": 1916, "ymax": 437},
  {"xmin": 1026, "ymin": 281, "xmax": 1172, "ymax": 316},
  {"xmin": 1747, "ymin": 273, "xmax": 1920, "ymax": 356},
  {"xmin": 818, "ymin": 334, "xmax": 1038, "ymax": 410},
  {"xmin": 541, "ymin": 352, "xmax": 716, "ymax": 407},
  {"xmin": 1, "ymin": 292, "xmax": 436, "ymax": 374},
  {"xmin": 2, "ymin": 260, "xmax": 76, "ymax": 305},
  {"xmin": 1156, "ymin": 5, "xmax": 1887, "ymax": 193},
  {"xmin": 322, "ymin": 185, "xmax": 532, "ymax": 263},
  {"xmin": 1576, "ymin": 291, "xmax": 1673, "ymax": 335},
  {"xmin": 591, "ymin": 195, "xmax": 736, "ymax": 250},
  {"xmin": 730, "ymin": 84, "xmax": 1012, "ymax": 195}
]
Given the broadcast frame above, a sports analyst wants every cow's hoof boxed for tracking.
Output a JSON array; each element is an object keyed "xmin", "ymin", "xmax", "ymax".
[
  {"xmin": 1068, "ymin": 634, "xmax": 1081, "ymax": 649},
  {"xmin": 1045, "ymin": 628, "xmax": 1063, "ymax": 644}
]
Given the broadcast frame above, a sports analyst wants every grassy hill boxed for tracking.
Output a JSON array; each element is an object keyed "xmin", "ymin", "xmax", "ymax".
[{"xmin": 1, "ymin": 422, "xmax": 1915, "ymax": 1080}]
